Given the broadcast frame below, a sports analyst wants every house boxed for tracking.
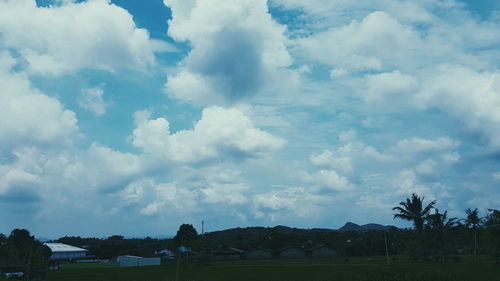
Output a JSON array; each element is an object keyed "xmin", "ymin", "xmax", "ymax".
[
  {"xmin": 116, "ymin": 255, "xmax": 160, "ymax": 267},
  {"xmin": 278, "ymin": 246, "xmax": 306, "ymax": 259},
  {"xmin": 307, "ymin": 245, "xmax": 337, "ymax": 258},
  {"xmin": 212, "ymin": 247, "xmax": 243, "ymax": 261},
  {"xmin": 245, "ymin": 248, "xmax": 273, "ymax": 259},
  {"xmin": 156, "ymin": 249, "xmax": 175, "ymax": 258},
  {"xmin": 178, "ymin": 246, "xmax": 192, "ymax": 253},
  {"xmin": 44, "ymin": 243, "xmax": 88, "ymax": 261},
  {"xmin": 176, "ymin": 246, "xmax": 201, "ymax": 264}
]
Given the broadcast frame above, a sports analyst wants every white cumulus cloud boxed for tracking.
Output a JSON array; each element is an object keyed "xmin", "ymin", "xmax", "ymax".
[
  {"xmin": 0, "ymin": 52, "xmax": 78, "ymax": 148},
  {"xmin": 363, "ymin": 71, "xmax": 417, "ymax": 103},
  {"xmin": 298, "ymin": 11, "xmax": 422, "ymax": 72},
  {"xmin": 253, "ymin": 187, "xmax": 326, "ymax": 218},
  {"xmin": 303, "ymin": 169, "xmax": 353, "ymax": 191},
  {"xmin": 0, "ymin": 0, "xmax": 174, "ymax": 76},
  {"xmin": 132, "ymin": 106, "xmax": 286, "ymax": 164},
  {"xmin": 415, "ymin": 66, "xmax": 500, "ymax": 148},
  {"xmin": 392, "ymin": 137, "xmax": 460, "ymax": 155},
  {"xmin": 78, "ymin": 87, "xmax": 108, "ymax": 116}
]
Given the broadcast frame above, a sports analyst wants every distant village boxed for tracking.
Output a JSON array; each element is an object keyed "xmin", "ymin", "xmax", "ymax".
[
  {"xmin": 40, "ymin": 222, "xmax": 395, "ymax": 269},
  {"xmin": 44, "ymin": 242, "xmax": 338, "ymax": 268},
  {"xmin": 1, "ymin": 222, "xmax": 393, "ymax": 276}
]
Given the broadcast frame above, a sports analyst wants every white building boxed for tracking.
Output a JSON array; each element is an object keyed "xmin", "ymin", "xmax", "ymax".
[
  {"xmin": 44, "ymin": 243, "xmax": 88, "ymax": 260},
  {"xmin": 117, "ymin": 255, "xmax": 161, "ymax": 267}
]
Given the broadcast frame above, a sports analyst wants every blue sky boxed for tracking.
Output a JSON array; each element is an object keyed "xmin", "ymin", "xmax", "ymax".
[{"xmin": 0, "ymin": 0, "xmax": 499, "ymax": 238}]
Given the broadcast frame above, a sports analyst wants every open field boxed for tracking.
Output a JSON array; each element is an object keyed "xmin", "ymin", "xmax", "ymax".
[
  {"xmin": 44, "ymin": 256, "xmax": 500, "ymax": 281},
  {"xmin": 62, "ymin": 262, "xmax": 119, "ymax": 269}
]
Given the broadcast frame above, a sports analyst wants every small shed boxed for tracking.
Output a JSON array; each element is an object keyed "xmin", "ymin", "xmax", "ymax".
[
  {"xmin": 44, "ymin": 243, "xmax": 88, "ymax": 260},
  {"xmin": 278, "ymin": 246, "xmax": 306, "ymax": 259},
  {"xmin": 117, "ymin": 255, "xmax": 160, "ymax": 267},
  {"xmin": 245, "ymin": 248, "xmax": 273, "ymax": 259},
  {"xmin": 307, "ymin": 245, "xmax": 337, "ymax": 258}
]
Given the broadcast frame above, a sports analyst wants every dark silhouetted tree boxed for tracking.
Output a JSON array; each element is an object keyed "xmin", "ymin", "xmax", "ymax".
[
  {"xmin": 174, "ymin": 224, "xmax": 198, "ymax": 247},
  {"xmin": 425, "ymin": 209, "xmax": 458, "ymax": 261},
  {"xmin": 393, "ymin": 193, "xmax": 435, "ymax": 235},
  {"xmin": 393, "ymin": 193, "xmax": 435, "ymax": 260},
  {"xmin": 426, "ymin": 209, "xmax": 457, "ymax": 230},
  {"xmin": 6, "ymin": 229, "xmax": 51, "ymax": 280},
  {"xmin": 485, "ymin": 209, "xmax": 500, "ymax": 264},
  {"xmin": 465, "ymin": 208, "xmax": 483, "ymax": 263}
]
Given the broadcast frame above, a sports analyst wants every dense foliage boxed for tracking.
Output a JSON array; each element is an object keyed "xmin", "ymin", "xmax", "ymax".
[{"xmin": 0, "ymin": 229, "xmax": 51, "ymax": 279}]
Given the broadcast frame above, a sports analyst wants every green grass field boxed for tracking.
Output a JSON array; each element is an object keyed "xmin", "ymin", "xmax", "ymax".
[
  {"xmin": 44, "ymin": 256, "xmax": 500, "ymax": 281},
  {"xmin": 62, "ymin": 262, "xmax": 120, "ymax": 269}
]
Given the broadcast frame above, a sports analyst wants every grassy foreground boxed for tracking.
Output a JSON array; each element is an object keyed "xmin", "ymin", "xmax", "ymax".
[{"xmin": 45, "ymin": 256, "xmax": 499, "ymax": 281}]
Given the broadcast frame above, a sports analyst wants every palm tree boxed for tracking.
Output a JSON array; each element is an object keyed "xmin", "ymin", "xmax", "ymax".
[
  {"xmin": 465, "ymin": 208, "xmax": 483, "ymax": 263},
  {"xmin": 393, "ymin": 193, "xmax": 435, "ymax": 260},
  {"xmin": 393, "ymin": 193, "xmax": 436, "ymax": 234},
  {"xmin": 426, "ymin": 209, "xmax": 457, "ymax": 230},
  {"xmin": 426, "ymin": 209, "xmax": 458, "ymax": 261}
]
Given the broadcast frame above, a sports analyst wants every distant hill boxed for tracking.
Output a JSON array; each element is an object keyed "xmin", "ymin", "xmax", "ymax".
[
  {"xmin": 310, "ymin": 228, "xmax": 336, "ymax": 232},
  {"xmin": 199, "ymin": 223, "xmax": 398, "ymax": 251},
  {"xmin": 362, "ymin": 223, "xmax": 394, "ymax": 231},
  {"xmin": 338, "ymin": 222, "xmax": 395, "ymax": 232},
  {"xmin": 205, "ymin": 223, "xmax": 396, "ymax": 239}
]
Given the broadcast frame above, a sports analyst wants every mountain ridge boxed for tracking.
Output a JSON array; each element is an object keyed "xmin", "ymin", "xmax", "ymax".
[
  {"xmin": 338, "ymin": 222, "xmax": 395, "ymax": 232},
  {"xmin": 204, "ymin": 222, "xmax": 396, "ymax": 236}
]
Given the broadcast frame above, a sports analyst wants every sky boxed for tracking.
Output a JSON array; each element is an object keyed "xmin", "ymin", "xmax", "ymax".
[{"xmin": 0, "ymin": 0, "xmax": 499, "ymax": 238}]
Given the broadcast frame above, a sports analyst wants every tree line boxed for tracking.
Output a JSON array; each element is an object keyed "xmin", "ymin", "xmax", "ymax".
[
  {"xmin": 170, "ymin": 194, "xmax": 499, "ymax": 264},
  {"xmin": 392, "ymin": 193, "xmax": 500, "ymax": 263}
]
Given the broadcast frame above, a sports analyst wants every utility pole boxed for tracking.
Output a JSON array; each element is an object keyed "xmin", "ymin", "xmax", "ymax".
[
  {"xmin": 26, "ymin": 244, "xmax": 33, "ymax": 281},
  {"xmin": 384, "ymin": 231, "xmax": 390, "ymax": 265},
  {"xmin": 202, "ymin": 220, "xmax": 204, "ymax": 236},
  {"xmin": 473, "ymin": 229, "xmax": 477, "ymax": 263},
  {"xmin": 175, "ymin": 236, "xmax": 183, "ymax": 281}
]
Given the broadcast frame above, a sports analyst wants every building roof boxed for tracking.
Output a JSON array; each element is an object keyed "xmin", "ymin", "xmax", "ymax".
[
  {"xmin": 213, "ymin": 247, "xmax": 244, "ymax": 255},
  {"xmin": 118, "ymin": 255, "xmax": 143, "ymax": 259},
  {"xmin": 246, "ymin": 247, "xmax": 273, "ymax": 253},
  {"xmin": 44, "ymin": 243, "xmax": 88, "ymax": 253},
  {"xmin": 277, "ymin": 246, "xmax": 305, "ymax": 252},
  {"xmin": 307, "ymin": 245, "xmax": 336, "ymax": 251},
  {"xmin": 228, "ymin": 247, "xmax": 244, "ymax": 253},
  {"xmin": 157, "ymin": 249, "xmax": 174, "ymax": 255}
]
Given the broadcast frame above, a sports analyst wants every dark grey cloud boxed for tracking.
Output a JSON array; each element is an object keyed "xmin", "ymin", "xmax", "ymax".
[
  {"xmin": 0, "ymin": 187, "xmax": 41, "ymax": 204},
  {"xmin": 164, "ymin": 0, "xmax": 294, "ymax": 106},
  {"xmin": 188, "ymin": 27, "xmax": 266, "ymax": 101}
]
